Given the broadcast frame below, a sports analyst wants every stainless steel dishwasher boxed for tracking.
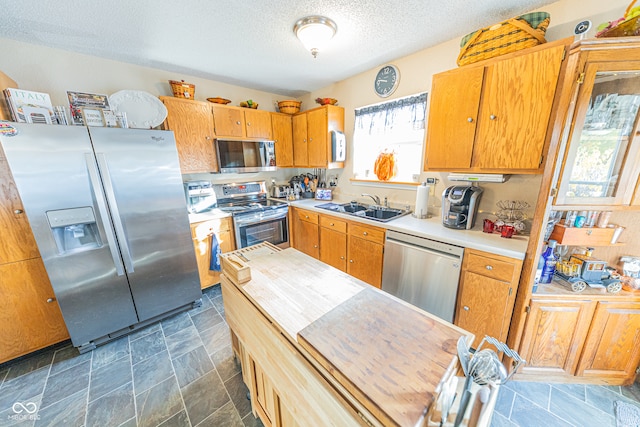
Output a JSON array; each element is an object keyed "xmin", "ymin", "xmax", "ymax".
[{"xmin": 382, "ymin": 230, "xmax": 464, "ymax": 322}]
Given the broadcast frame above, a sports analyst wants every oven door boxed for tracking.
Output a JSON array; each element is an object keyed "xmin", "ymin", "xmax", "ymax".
[{"xmin": 233, "ymin": 208, "xmax": 289, "ymax": 249}]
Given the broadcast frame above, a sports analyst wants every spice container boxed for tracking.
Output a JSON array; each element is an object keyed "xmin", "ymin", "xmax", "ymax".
[{"xmin": 597, "ymin": 211, "xmax": 611, "ymax": 228}]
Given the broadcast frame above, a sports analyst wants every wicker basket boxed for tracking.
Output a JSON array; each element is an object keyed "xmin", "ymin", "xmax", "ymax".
[
  {"xmin": 597, "ymin": 1, "xmax": 640, "ymax": 37},
  {"xmin": 169, "ymin": 80, "xmax": 195, "ymax": 99},
  {"xmin": 457, "ymin": 12, "xmax": 550, "ymax": 66},
  {"xmin": 277, "ymin": 100, "xmax": 301, "ymax": 114}
]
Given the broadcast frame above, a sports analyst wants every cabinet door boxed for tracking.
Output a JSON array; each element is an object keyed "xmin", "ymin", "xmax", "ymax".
[
  {"xmin": 473, "ymin": 45, "xmax": 565, "ymax": 170},
  {"xmin": 212, "ymin": 105, "xmax": 245, "ymax": 137},
  {"xmin": 347, "ymin": 235, "xmax": 383, "ymax": 288},
  {"xmin": 455, "ymin": 271, "xmax": 514, "ymax": 349},
  {"xmin": 252, "ymin": 359, "xmax": 277, "ymax": 427},
  {"xmin": 0, "ymin": 149, "xmax": 39, "ymax": 263},
  {"xmin": 292, "ymin": 114, "xmax": 308, "ymax": 167},
  {"xmin": 0, "ymin": 258, "xmax": 69, "ymax": 363},
  {"xmin": 319, "ymin": 221, "xmax": 347, "ymax": 272},
  {"xmin": 245, "ymin": 109, "xmax": 273, "ymax": 139},
  {"xmin": 307, "ymin": 108, "xmax": 328, "ymax": 167},
  {"xmin": 272, "ymin": 113, "xmax": 293, "ymax": 167},
  {"xmin": 162, "ymin": 97, "xmax": 218, "ymax": 173},
  {"xmin": 555, "ymin": 62, "xmax": 640, "ymax": 206},
  {"xmin": 576, "ymin": 301, "xmax": 640, "ymax": 382},
  {"xmin": 518, "ymin": 299, "xmax": 596, "ymax": 378},
  {"xmin": 424, "ymin": 66, "xmax": 483, "ymax": 170},
  {"xmin": 292, "ymin": 210, "xmax": 319, "ymax": 258},
  {"xmin": 191, "ymin": 218, "xmax": 234, "ymax": 289}
]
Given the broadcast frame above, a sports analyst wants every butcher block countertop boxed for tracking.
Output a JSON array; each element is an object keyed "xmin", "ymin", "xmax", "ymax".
[{"xmin": 223, "ymin": 244, "xmax": 473, "ymax": 427}]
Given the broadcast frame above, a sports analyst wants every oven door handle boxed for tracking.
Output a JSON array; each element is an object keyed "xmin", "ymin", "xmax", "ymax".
[{"xmin": 234, "ymin": 209, "xmax": 288, "ymax": 225}]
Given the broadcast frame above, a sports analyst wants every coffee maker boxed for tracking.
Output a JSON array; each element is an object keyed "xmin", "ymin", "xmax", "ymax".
[
  {"xmin": 442, "ymin": 185, "xmax": 483, "ymax": 230},
  {"xmin": 184, "ymin": 180, "xmax": 217, "ymax": 213}
]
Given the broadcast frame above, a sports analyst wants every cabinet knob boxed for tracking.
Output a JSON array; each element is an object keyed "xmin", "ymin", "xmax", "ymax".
[
  {"xmin": 303, "ymin": 139, "xmax": 307, "ymax": 143},
  {"xmin": 330, "ymin": 223, "xmax": 334, "ymax": 226},
  {"xmin": 363, "ymin": 231, "xmax": 368, "ymax": 236},
  {"xmin": 247, "ymin": 122, "xmax": 251, "ymax": 126},
  {"xmin": 205, "ymin": 136, "xmax": 211, "ymax": 140},
  {"xmin": 314, "ymin": 244, "xmax": 318, "ymax": 248},
  {"xmin": 485, "ymin": 265, "xmax": 493, "ymax": 270},
  {"xmin": 305, "ymin": 215, "xmax": 309, "ymax": 219},
  {"xmin": 14, "ymin": 209, "xmax": 24, "ymax": 214},
  {"xmin": 349, "ymin": 259, "xmax": 354, "ymax": 263},
  {"xmin": 309, "ymin": 138, "xmax": 313, "ymax": 142},
  {"xmin": 467, "ymin": 117, "xmax": 474, "ymax": 123},
  {"xmin": 46, "ymin": 297, "xmax": 56, "ymax": 303},
  {"xmin": 236, "ymin": 121, "xmax": 241, "ymax": 125},
  {"xmin": 463, "ymin": 305, "xmax": 469, "ymax": 311},
  {"xmin": 489, "ymin": 115, "xmax": 497, "ymax": 120},
  {"xmin": 340, "ymin": 256, "xmax": 345, "ymax": 260}
]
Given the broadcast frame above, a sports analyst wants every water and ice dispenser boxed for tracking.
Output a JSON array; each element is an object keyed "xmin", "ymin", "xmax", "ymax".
[{"xmin": 46, "ymin": 207, "xmax": 102, "ymax": 255}]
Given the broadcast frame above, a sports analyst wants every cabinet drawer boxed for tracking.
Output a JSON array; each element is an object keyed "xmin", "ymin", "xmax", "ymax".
[
  {"xmin": 349, "ymin": 224, "xmax": 385, "ymax": 244},
  {"xmin": 465, "ymin": 253, "xmax": 516, "ymax": 282},
  {"xmin": 549, "ymin": 224, "xmax": 615, "ymax": 246},
  {"xmin": 296, "ymin": 209, "xmax": 318, "ymax": 225},
  {"xmin": 319, "ymin": 216, "xmax": 347, "ymax": 233}
]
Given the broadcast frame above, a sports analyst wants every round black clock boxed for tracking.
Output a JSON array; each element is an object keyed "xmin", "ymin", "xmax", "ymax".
[{"xmin": 374, "ymin": 65, "xmax": 399, "ymax": 97}]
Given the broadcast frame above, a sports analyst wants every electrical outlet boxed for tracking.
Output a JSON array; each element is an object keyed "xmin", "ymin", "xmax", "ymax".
[
  {"xmin": 412, "ymin": 174, "xmax": 420, "ymax": 182},
  {"xmin": 429, "ymin": 185, "xmax": 434, "ymax": 196}
]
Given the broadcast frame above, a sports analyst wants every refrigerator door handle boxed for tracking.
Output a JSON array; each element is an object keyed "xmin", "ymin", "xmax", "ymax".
[
  {"xmin": 84, "ymin": 153, "xmax": 126, "ymax": 276},
  {"xmin": 96, "ymin": 153, "xmax": 135, "ymax": 274}
]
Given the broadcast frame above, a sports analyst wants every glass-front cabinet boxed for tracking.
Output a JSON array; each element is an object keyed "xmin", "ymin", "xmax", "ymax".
[{"xmin": 555, "ymin": 62, "xmax": 640, "ymax": 206}]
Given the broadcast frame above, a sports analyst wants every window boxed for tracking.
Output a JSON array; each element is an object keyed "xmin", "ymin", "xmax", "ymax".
[{"xmin": 352, "ymin": 93, "xmax": 427, "ymax": 183}]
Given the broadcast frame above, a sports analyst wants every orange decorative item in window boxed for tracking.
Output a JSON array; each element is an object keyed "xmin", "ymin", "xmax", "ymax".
[{"xmin": 373, "ymin": 150, "xmax": 397, "ymax": 181}]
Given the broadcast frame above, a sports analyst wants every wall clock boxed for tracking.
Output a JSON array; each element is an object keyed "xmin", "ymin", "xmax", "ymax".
[{"xmin": 374, "ymin": 65, "xmax": 399, "ymax": 97}]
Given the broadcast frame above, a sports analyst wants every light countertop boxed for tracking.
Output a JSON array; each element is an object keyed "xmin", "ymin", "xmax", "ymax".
[{"xmin": 288, "ymin": 198, "xmax": 529, "ymax": 260}]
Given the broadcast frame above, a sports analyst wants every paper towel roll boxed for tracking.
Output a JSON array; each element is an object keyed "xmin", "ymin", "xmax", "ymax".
[{"xmin": 415, "ymin": 183, "xmax": 430, "ymax": 219}]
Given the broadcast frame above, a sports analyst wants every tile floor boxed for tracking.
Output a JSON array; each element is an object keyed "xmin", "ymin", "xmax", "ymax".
[{"xmin": 0, "ymin": 283, "xmax": 638, "ymax": 427}]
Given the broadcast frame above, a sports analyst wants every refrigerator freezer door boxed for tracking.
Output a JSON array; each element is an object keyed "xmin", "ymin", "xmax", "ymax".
[
  {"xmin": 0, "ymin": 124, "xmax": 138, "ymax": 346},
  {"xmin": 88, "ymin": 127, "xmax": 200, "ymax": 321}
]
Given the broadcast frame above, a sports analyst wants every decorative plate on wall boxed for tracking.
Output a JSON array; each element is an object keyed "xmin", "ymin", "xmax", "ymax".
[{"xmin": 109, "ymin": 90, "xmax": 168, "ymax": 129}]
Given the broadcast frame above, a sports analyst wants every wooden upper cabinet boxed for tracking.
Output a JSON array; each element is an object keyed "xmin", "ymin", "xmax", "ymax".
[
  {"xmin": 212, "ymin": 105, "xmax": 273, "ymax": 139},
  {"xmin": 576, "ymin": 301, "xmax": 640, "ymax": 381},
  {"xmin": 292, "ymin": 105, "xmax": 344, "ymax": 168},
  {"xmin": 473, "ymin": 44, "xmax": 565, "ymax": 171},
  {"xmin": 424, "ymin": 66, "xmax": 483, "ymax": 170},
  {"xmin": 161, "ymin": 97, "xmax": 218, "ymax": 173},
  {"xmin": 0, "ymin": 148, "xmax": 39, "ymax": 264},
  {"xmin": 212, "ymin": 105, "xmax": 245, "ymax": 137},
  {"xmin": 292, "ymin": 113, "xmax": 308, "ymax": 167},
  {"xmin": 271, "ymin": 113, "xmax": 293, "ymax": 167},
  {"xmin": 245, "ymin": 109, "xmax": 273, "ymax": 139},
  {"xmin": 424, "ymin": 40, "xmax": 567, "ymax": 174}
]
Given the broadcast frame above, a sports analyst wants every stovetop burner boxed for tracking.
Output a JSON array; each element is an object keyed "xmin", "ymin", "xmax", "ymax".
[{"xmin": 213, "ymin": 181, "xmax": 288, "ymax": 215}]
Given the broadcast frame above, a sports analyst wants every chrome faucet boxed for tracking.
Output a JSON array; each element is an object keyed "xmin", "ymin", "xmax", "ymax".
[{"xmin": 361, "ymin": 193, "xmax": 381, "ymax": 206}]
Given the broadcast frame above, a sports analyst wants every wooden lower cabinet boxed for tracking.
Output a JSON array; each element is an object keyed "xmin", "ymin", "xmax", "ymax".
[
  {"xmin": 518, "ymin": 299, "xmax": 597, "ymax": 379},
  {"xmin": 190, "ymin": 217, "xmax": 235, "ymax": 289},
  {"xmin": 576, "ymin": 301, "xmax": 640, "ymax": 381},
  {"xmin": 454, "ymin": 249, "xmax": 522, "ymax": 349},
  {"xmin": 291, "ymin": 208, "xmax": 384, "ymax": 288},
  {"xmin": 0, "ymin": 258, "xmax": 69, "ymax": 363}
]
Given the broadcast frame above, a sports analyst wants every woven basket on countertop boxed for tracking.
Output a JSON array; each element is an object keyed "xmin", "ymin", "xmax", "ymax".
[
  {"xmin": 169, "ymin": 80, "xmax": 195, "ymax": 99},
  {"xmin": 457, "ymin": 12, "xmax": 550, "ymax": 66},
  {"xmin": 277, "ymin": 100, "xmax": 301, "ymax": 114}
]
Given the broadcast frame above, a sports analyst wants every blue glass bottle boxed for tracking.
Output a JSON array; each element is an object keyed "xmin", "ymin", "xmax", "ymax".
[{"xmin": 539, "ymin": 240, "xmax": 558, "ymax": 284}]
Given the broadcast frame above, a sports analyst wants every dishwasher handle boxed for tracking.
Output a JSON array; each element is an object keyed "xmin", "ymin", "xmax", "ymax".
[{"xmin": 385, "ymin": 235, "xmax": 463, "ymax": 261}]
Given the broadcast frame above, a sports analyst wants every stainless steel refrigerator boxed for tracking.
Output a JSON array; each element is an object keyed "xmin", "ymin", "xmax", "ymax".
[{"xmin": 0, "ymin": 123, "xmax": 201, "ymax": 352}]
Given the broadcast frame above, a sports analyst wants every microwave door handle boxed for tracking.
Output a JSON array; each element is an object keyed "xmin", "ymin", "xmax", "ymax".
[
  {"xmin": 85, "ymin": 153, "xmax": 126, "ymax": 276},
  {"xmin": 260, "ymin": 142, "xmax": 267, "ymax": 166},
  {"xmin": 96, "ymin": 153, "xmax": 135, "ymax": 274}
]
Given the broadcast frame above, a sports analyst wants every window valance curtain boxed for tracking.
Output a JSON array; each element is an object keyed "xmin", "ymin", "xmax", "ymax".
[{"xmin": 354, "ymin": 93, "xmax": 427, "ymax": 135}]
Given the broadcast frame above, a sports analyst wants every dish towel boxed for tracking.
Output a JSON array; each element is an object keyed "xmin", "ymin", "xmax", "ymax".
[{"xmin": 209, "ymin": 233, "xmax": 221, "ymax": 271}]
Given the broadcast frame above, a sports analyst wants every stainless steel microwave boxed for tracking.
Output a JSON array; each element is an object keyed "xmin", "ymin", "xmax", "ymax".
[{"xmin": 215, "ymin": 138, "xmax": 277, "ymax": 173}]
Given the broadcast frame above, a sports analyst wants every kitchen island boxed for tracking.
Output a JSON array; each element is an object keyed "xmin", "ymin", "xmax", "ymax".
[{"xmin": 220, "ymin": 243, "xmax": 489, "ymax": 427}]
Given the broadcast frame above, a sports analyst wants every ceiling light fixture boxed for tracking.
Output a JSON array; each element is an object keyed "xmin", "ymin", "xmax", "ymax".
[{"xmin": 293, "ymin": 15, "xmax": 337, "ymax": 58}]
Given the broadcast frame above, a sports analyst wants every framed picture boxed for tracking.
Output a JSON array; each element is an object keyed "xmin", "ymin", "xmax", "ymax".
[
  {"xmin": 315, "ymin": 188, "xmax": 333, "ymax": 201},
  {"xmin": 101, "ymin": 109, "xmax": 119, "ymax": 127},
  {"xmin": 81, "ymin": 108, "xmax": 104, "ymax": 127},
  {"xmin": 67, "ymin": 91, "xmax": 110, "ymax": 125}
]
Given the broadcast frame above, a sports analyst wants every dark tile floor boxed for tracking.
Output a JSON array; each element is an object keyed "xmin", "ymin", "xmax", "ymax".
[{"xmin": 0, "ymin": 283, "xmax": 638, "ymax": 427}]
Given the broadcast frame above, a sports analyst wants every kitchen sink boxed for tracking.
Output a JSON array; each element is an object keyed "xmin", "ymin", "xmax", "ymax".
[{"xmin": 316, "ymin": 202, "xmax": 410, "ymax": 223}]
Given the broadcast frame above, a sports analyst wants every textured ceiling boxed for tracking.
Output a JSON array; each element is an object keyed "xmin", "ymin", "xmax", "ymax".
[{"xmin": 0, "ymin": 0, "xmax": 556, "ymax": 97}]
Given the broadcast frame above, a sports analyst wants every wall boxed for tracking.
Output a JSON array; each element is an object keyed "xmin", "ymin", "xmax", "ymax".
[{"xmin": 0, "ymin": 0, "xmax": 631, "ymax": 227}]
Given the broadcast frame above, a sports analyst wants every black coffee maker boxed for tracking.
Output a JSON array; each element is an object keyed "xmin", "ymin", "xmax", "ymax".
[{"xmin": 442, "ymin": 185, "xmax": 483, "ymax": 230}]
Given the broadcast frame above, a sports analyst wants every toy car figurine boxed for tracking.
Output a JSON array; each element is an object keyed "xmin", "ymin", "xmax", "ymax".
[{"xmin": 555, "ymin": 254, "xmax": 622, "ymax": 293}]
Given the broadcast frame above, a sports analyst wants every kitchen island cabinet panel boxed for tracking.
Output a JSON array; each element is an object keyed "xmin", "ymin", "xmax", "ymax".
[
  {"xmin": 576, "ymin": 301, "xmax": 640, "ymax": 381},
  {"xmin": 161, "ymin": 96, "xmax": 218, "ymax": 173},
  {"xmin": 0, "ymin": 258, "xmax": 69, "ymax": 363}
]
